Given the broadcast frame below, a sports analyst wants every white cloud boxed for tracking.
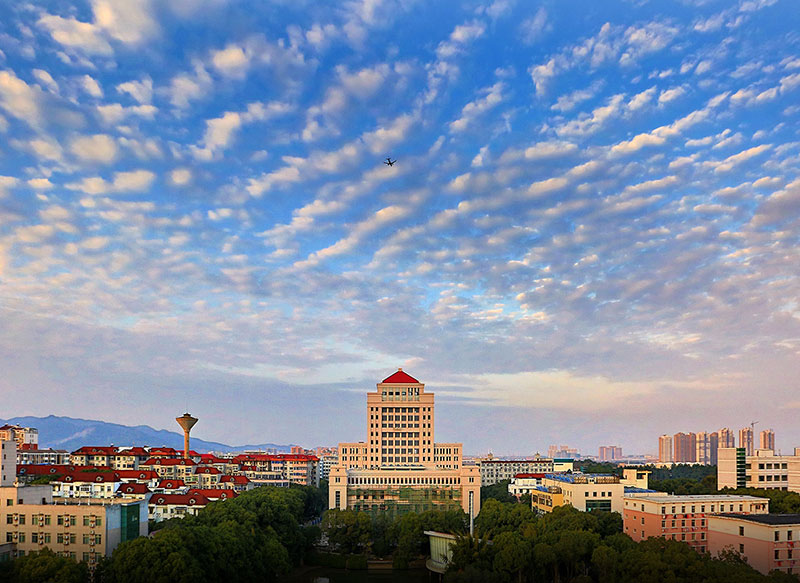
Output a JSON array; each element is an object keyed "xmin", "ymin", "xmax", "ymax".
[
  {"xmin": 449, "ymin": 82, "xmax": 505, "ymax": 133},
  {"xmin": 32, "ymin": 69, "xmax": 59, "ymax": 94},
  {"xmin": 611, "ymin": 132, "xmax": 666, "ymax": 155},
  {"xmin": 112, "ymin": 170, "xmax": 155, "ymax": 191},
  {"xmin": 169, "ymin": 168, "xmax": 192, "ymax": 186},
  {"xmin": 167, "ymin": 61, "xmax": 212, "ymax": 109},
  {"xmin": 247, "ymin": 166, "xmax": 302, "ymax": 197},
  {"xmin": 81, "ymin": 75, "xmax": 104, "ymax": 98},
  {"xmin": 627, "ymin": 86, "xmax": 657, "ymax": 111},
  {"xmin": 0, "ymin": 70, "xmax": 45, "ymax": 127},
  {"xmin": 69, "ymin": 134, "xmax": 118, "ymax": 164},
  {"xmin": 29, "ymin": 138, "xmax": 63, "ymax": 162},
  {"xmin": 524, "ymin": 140, "xmax": 578, "ymax": 159},
  {"xmin": 710, "ymin": 144, "xmax": 771, "ymax": 173},
  {"xmin": 91, "ymin": 0, "xmax": 159, "ymax": 46},
  {"xmin": 28, "ymin": 178, "xmax": 54, "ymax": 190},
  {"xmin": 116, "ymin": 77, "xmax": 153, "ymax": 104},
  {"xmin": 211, "ymin": 44, "xmax": 250, "ymax": 78},
  {"xmin": 658, "ymin": 86, "xmax": 686, "ymax": 105},
  {"xmin": 37, "ymin": 14, "xmax": 113, "ymax": 55},
  {"xmin": 363, "ymin": 114, "xmax": 415, "ymax": 154},
  {"xmin": 520, "ymin": 7, "xmax": 549, "ymax": 45},
  {"xmin": 96, "ymin": 103, "xmax": 157, "ymax": 124}
]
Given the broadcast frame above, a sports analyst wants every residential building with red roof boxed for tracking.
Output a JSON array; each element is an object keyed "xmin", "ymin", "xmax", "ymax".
[
  {"xmin": 52, "ymin": 472, "xmax": 121, "ymax": 499},
  {"xmin": 233, "ymin": 453, "xmax": 319, "ymax": 487},
  {"xmin": 148, "ymin": 493, "xmax": 210, "ymax": 522},
  {"xmin": 69, "ymin": 447, "xmax": 119, "ymax": 467},
  {"xmin": 116, "ymin": 482, "xmax": 152, "ymax": 501},
  {"xmin": 155, "ymin": 479, "xmax": 187, "ymax": 493},
  {"xmin": 186, "ymin": 488, "xmax": 237, "ymax": 501},
  {"xmin": 139, "ymin": 458, "xmax": 196, "ymax": 480},
  {"xmin": 219, "ymin": 475, "xmax": 252, "ymax": 492}
]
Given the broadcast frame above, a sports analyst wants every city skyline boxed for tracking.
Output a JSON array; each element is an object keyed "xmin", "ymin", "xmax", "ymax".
[{"xmin": 1, "ymin": 1, "xmax": 800, "ymax": 454}]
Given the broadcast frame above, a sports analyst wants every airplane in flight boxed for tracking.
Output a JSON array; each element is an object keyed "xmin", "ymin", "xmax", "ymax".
[{"xmin": 384, "ymin": 157, "xmax": 396, "ymax": 166}]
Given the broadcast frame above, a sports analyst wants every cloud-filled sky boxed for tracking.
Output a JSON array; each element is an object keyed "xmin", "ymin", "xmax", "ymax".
[{"xmin": 1, "ymin": 0, "xmax": 799, "ymax": 456}]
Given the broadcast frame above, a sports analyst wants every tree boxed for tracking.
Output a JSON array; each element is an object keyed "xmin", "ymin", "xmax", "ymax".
[
  {"xmin": 0, "ymin": 549, "xmax": 87, "ymax": 583},
  {"xmin": 321, "ymin": 509, "xmax": 371, "ymax": 554}
]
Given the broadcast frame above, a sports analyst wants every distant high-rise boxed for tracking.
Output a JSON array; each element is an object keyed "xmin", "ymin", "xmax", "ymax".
[
  {"xmin": 709, "ymin": 431, "xmax": 720, "ymax": 465},
  {"xmin": 599, "ymin": 446, "xmax": 622, "ymax": 462},
  {"xmin": 696, "ymin": 432, "xmax": 712, "ymax": 465},
  {"xmin": 658, "ymin": 435, "xmax": 673, "ymax": 463},
  {"xmin": 739, "ymin": 427, "xmax": 754, "ymax": 456},
  {"xmin": 673, "ymin": 432, "xmax": 697, "ymax": 463},
  {"xmin": 548, "ymin": 444, "xmax": 580, "ymax": 459},
  {"xmin": 759, "ymin": 429, "xmax": 775, "ymax": 451},
  {"xmin": 718, "ymin": 427, "xmax": 735, "ymax": 448}
]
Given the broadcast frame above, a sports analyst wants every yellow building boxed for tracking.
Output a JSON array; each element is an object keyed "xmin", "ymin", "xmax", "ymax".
[
  {"xmin": 329, "ymin": 369, "xmax": 480, "ymax": 517},
  {"xmin": 531, "ymin": 473, "xmax": 623, "ymax": 514}
]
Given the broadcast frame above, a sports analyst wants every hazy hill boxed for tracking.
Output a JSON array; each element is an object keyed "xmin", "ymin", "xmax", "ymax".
[{"xmin": 0, "ymin": 415, "xmax": 292, "ymax": 454}]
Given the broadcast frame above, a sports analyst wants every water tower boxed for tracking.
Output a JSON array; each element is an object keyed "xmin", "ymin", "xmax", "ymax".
[{"xmin": 175, "ymin": 413, "xmax": 198, "ymax": 460}]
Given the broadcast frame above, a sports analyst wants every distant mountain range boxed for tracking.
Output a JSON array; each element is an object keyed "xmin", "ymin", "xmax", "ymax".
[{"xmin": 0, "ymin": 415, "xmax": 292, "ymax": 454}]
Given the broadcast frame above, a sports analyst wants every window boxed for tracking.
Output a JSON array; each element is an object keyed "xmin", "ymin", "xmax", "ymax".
[
  {"xmin": 775, "ymin": 531, "xmax": 780, "ymax": 542},
  {"xmin": 5, "ymin": 515, "xmax": 11, "ymax": 524},
  {"xmin": 18, "ymin": 515, "xmax": 25, "ymax": 525},
  {"xmin": 740, "ymin": 544, "xmax": 744, "ymax": 553},
  {"xmin": 739, "ymin": 526, "xmax": 745, "ymax": 536},
  {"xmin": 5, "ymin": 500, "xmax": 12, "ymax": 506},
  {"xmin": 775, "ymin": 550, "xmax": 780, "ymax": 560},
  {"xmin": 44, "ymin": 534, "xmax": 51, "ymax": 543}
]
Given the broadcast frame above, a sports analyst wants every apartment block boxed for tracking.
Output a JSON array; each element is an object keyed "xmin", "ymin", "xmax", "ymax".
[
  {"xmin": 708, "ymin": 514, "xmax": 800, "ymax": 576},
  {"xmin": 623, "ymin": 493, "xmax": 769, "ymax": 553},
  {"xmin": 0, "ymin": 426, "xmax": 38, "ymax": 449},
  {"xmin": 479, "ymin": 455, "xmax": 558, "ymax": 486},
  {"xmin": 760, "ymin": 429, "xmax": 776, "ymax": 451},
  {"xmin": 739, "ymin": 427, "xmax": 755, "ymax": 456},
  {"xmin": 329, "ymin": 369, "xmax": 480, "ymax": 517},
  {"xmin": 598, "ymin": 446, "xmax": 622, "ymax": 462},
  {"xmin": 658, "ymin": 435, "xmax": 673, "ymax": 463},
  {"xmin": 718, "ymin": 448, "xmax": 800, "ymax": 493}
]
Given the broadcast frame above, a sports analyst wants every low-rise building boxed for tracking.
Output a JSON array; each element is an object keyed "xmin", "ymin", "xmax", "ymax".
[
  {"xmin": 718, "ymin": 447, "xmax": 800, "ymax": 493},
  {"xmin": 708, "ymin": 513, "xmax": 800, "ymax": 576},
  {"xmin": 0, "ymin": 425, "xmax": 38, "ymax": 449},
  {"xmin": 622, "ymin": 494, "xmax": 770, "ymax": 553},
  {"xmin": 148, "ymin": 493, "xmax": 210, "ymax": 522},
  {"xmin": 508, "ymin": 474, "xmax": 545, "ymax": 499},
  {"xmin": 532, "ymin": 473, "xmax": 623, "ymax": 514},
  {"xmin": 52, "ymin": 471, "xmax": 121, "ymax": 500},
  {"xmin": 17, "ymin": 448, "xmax": 69, "ymax": 466},
  {"xmin": 479, "ymin": 455, "xmax": 557, "ymax": 486},
  {"xmin": 1, "ymin": 442, "xmax": 146, "ymax": 566}
]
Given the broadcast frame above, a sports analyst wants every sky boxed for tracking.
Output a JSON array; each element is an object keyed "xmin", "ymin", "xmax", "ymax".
[{"xmin": 1, "ymin": 0, "xmax": 799, "ymax": 457}]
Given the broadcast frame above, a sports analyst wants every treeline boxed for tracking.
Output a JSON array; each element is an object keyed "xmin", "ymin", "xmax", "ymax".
[
  {"xmin": 445, "ymin": 500, "xmax": 798, "ymax": 583},
  {"xmin": 0, "ymin": 548, "xmax": 87, "ymax": 583},
  {"xmin": 321, "ymin": 507, "xmax": 467, "ymax": 568},
  {"xmin": 95, "ymin": 485, "xmax": 326, "ymax": 583}
]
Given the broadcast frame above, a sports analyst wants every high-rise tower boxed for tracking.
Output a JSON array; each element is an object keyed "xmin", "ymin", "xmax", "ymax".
[{"xmin": 175, "ymin": 413, "xmax": 198, "ymax": 460}]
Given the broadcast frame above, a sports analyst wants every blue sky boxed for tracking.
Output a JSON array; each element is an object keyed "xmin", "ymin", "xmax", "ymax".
[{"xmin": 1, "ymin": 0, "xmax": 799, "ymax": 456}]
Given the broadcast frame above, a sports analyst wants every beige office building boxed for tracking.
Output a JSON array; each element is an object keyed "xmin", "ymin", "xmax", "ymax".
[
  {"xmin": 718, "ymin": 447, "xmax": 800, "ymax": 493},
  {"xmin": 658, "ymin": 435, "xmax": 673, "ymax": 463},
  {"xmin": 329, "ymin": 369, "xmax": 480, "ymax": 517}
]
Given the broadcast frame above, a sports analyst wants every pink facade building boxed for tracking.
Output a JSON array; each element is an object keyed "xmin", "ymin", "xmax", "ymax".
[
  {"xmin": 707, "ymin": 514, "xmax": 800, "ymax": 576},
  {"xmin": 622, "ymin": 494, "xmax": 769, "ymax": 554}
]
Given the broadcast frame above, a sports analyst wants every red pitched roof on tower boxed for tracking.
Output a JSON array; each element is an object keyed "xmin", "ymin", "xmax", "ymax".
[{"xmin": 382, "ymin": 369, "xmax": 419, "ymax": 384}]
